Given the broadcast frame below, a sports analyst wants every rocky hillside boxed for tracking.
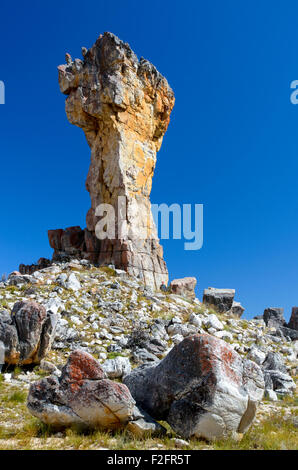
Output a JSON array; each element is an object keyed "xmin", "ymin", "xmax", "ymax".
[{"xmin": 0, "ymin": 260, "xmax": 297, "ymax": 450}]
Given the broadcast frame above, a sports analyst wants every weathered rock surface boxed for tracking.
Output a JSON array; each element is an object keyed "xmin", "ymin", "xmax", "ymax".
[
  {"xmin": 27, "ymin": 350, "xmax": 163, "ymax": 435},
  {"xmin": 279, "ymin": 325, "xmax": 298, "ymax": 341},
  {"xmin": 262, "ymin": 307, "xmax": 298, "ymax": 341},
  {"xmin": 203, "ymin": 288, "xmax": 235, "ymax": 312},
  {"xmin": 263, "ymin": 308, "xmax": 286, "ymax": 328},
  {"xmin": 0, "ymin": 300, "xmax": 58, "ymax": 365},
  {"xmin": 46, "ymin": 32, "xmax": 175, "ymax": 290},
  {"xmin": 262, "ymin": 352, "xmax": 296, "ymax": 396},
  {"xmin": 288, "ymin": 307, "xmax": 298, "ymax": 331},
  {"xmin": 102, "ymin": 356, "xmax": 131, "ymax": 379},
  {"xmin": 19, "ymin": 258, "xmax": 51, "ymax": 275},
  {"xmin": 124, "ymin": 334, "xmax": 265, "ymax": 440},
  {"xmin": 231, "ymin": 301, "xmax": 245, "ymax": 318},
  {"xmin": 170, "ymin": 277, "xmax": 197, "ymax": 299}
]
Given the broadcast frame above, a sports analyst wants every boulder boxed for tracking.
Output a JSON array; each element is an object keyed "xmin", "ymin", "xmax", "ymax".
[
  {"xmin": 19, "ymin": 258, "xmax": 51, "ymax": 275},
  {"xmin": 262, "ymin": 352, "xmax": 287, "ymax": 373},
  {"xmin": 279, "ymin": 326, "xmax": 298, "ymax": 341},
  {"xmin": 263, "ymin": 308, "xmax": 286, "ymax": 328},
  {"xmin": 8, "ymin": 274, "xmax": 36, "ymax": 286},
  {"xmin": 124, "ymin": 334, "xmax": 264, "ymax": 440},
  {"xmin": 189, "ymin": 313, "xmax": 202, "ymax": 328},
  {"xmin": 247, "ymin": 347, "xmax": 266, "ymax": 366},
  {"xmin": 0, "ymin": 300, "xmax": 59, "ymax": 365},
  {"xmin": 203, "ymin": 313, "xmax": 224, "ymax": 331},
  {"xmin": 170, "ymin": 277, "xmax": 197, "ymax": 300},
  {"xmin": 127, "ymin": 406, "xmax": 166, "ymax": 437},
  {"xmin": 263, "ymin": 370, "xmax": 296, "ymax": 396},
  {"xmin": 288, "ymin": 307, "xmax": 298, "ymax": 331},
  {"xmin": 65, "ymin": 273, "xmax": 81, "ymax": 291},
  {"xmin": 27, "ymin": 350, "xmax": 162, "ymax": 435},
  {"xmin": 262, "ymin": 352, "xmax": 295, "ymax": 396},
  {"xmin": 231, "ymin": 301, "xmax": 245, "ymax": 318},
  {"xmin": 264, "ymin": 389, "xmax": 278, "ymax": 401},
  {"xmin": 102, "ymin": 356, "xmax": 132, "ymax": 379},
  {"xmin": 203, "ymin": 288, "xmax": 235, "ymax": 312}
]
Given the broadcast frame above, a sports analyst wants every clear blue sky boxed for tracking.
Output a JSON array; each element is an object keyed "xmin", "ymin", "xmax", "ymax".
[{"xmin": 1, "ymin": 0, "xmax": 298, "ymax": 320}]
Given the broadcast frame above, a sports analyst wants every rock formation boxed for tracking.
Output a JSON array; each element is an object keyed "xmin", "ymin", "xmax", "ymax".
[
  {"xmin": 170, "ymin": 277, "xmax": 197, "ymax": 299},
  {"xmin": 124, "ymin": 334, "xmax": 265, "ymax": 440},
  {"xmin": 48, "ymin": 32, "xmax": 175, "ymax": 290},
  {"xmin": 0, "ymin": 300, "xmax": 58, "ymax": 365},
  {"xmin": 288, "ymin": 307, "xmax": 298, "ymax": 331},
  {"xmin": 263, "ymin": 308, "xmax": 286, "ymax": 329},
  {"xmin": 230, "ymin": 301, "xmax": 245, "ymax": 318},
  {"xmin": 27, "ymin": 349, "xmax": 165, "ymax": 436},
  {"xmin": 262, "ymin": 352, "xmax": 296, "ymax": 396},
  {"xmin": 203, "ymin": 287, "xmax": 235, "ymax": 312},
  {"xmin": 262, "ymin": 307, "xmax": 298, "ymax": 341}
]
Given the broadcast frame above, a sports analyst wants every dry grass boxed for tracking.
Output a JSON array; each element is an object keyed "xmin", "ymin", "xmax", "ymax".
[{"xmin": 0, "ymin": 378, "xmax": 297, "ymax": 450}]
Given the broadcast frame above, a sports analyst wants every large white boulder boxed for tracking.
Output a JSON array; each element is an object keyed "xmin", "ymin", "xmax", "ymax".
[{"xmin": 124, "ymin": 334, "xmax": 265, "ymax": 440}]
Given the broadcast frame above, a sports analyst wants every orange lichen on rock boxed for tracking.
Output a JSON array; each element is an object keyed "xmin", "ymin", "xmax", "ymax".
[{"xmin": 52, "ymin": 32, "xmax": 175, "ymax": 290}]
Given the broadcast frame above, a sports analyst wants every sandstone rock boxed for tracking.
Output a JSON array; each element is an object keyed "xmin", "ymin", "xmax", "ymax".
[
  {"xmin": 167, "ymin": 322, "xmax": 197, "ymax": 337},
  {"xmin": 27, "ymin": 350, "xmax": 159, "ymax": 434},
  {"xmin": 263, "ymin": 370, "xmax": 296, "ymax": 396},
  {"xmin": 203, "ymin": 288, "xmax": 235, "ymax": 312},
  {"xmin": 19, "ymin": 258, "xmax": 51, "ymax": 275},
  {"xmin": 262, "ymin": 352, "xmax": 287, "ymax": 373},
  {"xmin": 0, "ymin": 310, "xmax": 11, "ymax": 324},
  {"xmin": 8, "ymin": 274, "xmax": 36, "ymax": 286},
  {"xmin": 8, "ymin": 271, "xmax": 21, "ymax": 278},
  {"xmin": 0, "ymin": 301, "xmax": 58, "ymax": 365},
  {"xmin": 40, "ymin": 359, "xmax": 60, "ymax": 375},
  {"xmin": 263, "ymin": 308, "xmax": 286, "ymax": 328},
  {"xmin": 262, "ymin": 352, "xmax": 295, "ymax": 396},
  {"xmin": 213, "ymin": 330, "xmax": 233, "ymax": 341},
  {"xmin": 102, "ymin": 356, "xmax": 131, "ymax": 379},
  {"xmin": 189, "ymin": 312, "xmax": 202, "ymax": 328},
  {"xmin": 127, "ymin": 406, "xmax": 166, "ymax": 437},
  {"xmin": 279, "ymin": 326, "xmax": 298, "ymax": 341},
  {"xmin": 47, "ymin": 32, "xmax": 175, "ymax": 290},
  {"xmin": 170, "ymin": 277, "xmax": 197, "ymax": 300},
  {"xmin": 288, "ymin": 307, "xmax": 298, "ymax": 331},
  {"xmin": 132, "ymin": 348, "xmax": 159, "ymax": 364},
  {"xmin": 231, "ymin": 301, "xmax": 245, "ymax": 318},
  {"xmin": 203, "ymin": 314, "xmax": 224, "ymax": 331},
  {"xmin": 43, "ymin": 298, "xmax": 64, "ymax": 316},
  {"xmin": 247, "ymin": 347, "xmax": 266, "ymax": 366},
  {"xmin": 65, "ymin": 273, "xmax": 81, "ymax": 291},
  {"xmin": 173, "ymin": 438, "xmax": 190, "ymax": 448},
  {"xmin": 264, "ymin": 389, "xmax": 278, "ymax": 401},
  {"xmin": 124, "ymin": 334, "xmax": 264, "ymax": 440}
]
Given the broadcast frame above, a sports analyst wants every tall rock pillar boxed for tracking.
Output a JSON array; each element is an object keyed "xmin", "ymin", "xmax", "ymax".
[{"xmin": 53, "ymin": 32, "xmax": 175, "ymax": 289}]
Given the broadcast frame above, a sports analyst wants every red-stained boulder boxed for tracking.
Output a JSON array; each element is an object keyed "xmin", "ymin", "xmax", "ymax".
[
  {"xmin": 124, "ymin": 334, "xmax": 265, "ymax": 440},
  {"xmin": 27, "ymin": 350, "xmax": 165, "ymax": 435}
]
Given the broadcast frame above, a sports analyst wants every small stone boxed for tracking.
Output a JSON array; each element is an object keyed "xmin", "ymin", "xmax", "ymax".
[
  {"xmin": 173, "ymin": 438, "xmax": 190, "ymax": 448},
  {"xmin": 66, "ymin": 273, "xmax": 81, "ymax": 291},
  {"xmin": 170, "ymin": 277, "xmax": 197, "ymax": 300},
  {"xmin": 264, "ymin": 389, "xmax": 278, "ymax": 401},
  {"xmin": 204, "ymin": 314, "xmax": 224, "ymax": 331}
]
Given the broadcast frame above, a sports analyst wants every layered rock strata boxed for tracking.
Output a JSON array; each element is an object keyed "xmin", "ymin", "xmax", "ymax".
[{"xmin": 48, "ymin": 32, "xmax": 175, "ymax": 290}]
